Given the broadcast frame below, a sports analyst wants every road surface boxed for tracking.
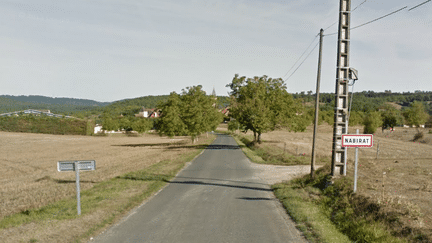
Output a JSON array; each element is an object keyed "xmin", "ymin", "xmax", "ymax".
[{"xmin": 92, "ymin": 134, "xmax": 307, "ymax": 243}]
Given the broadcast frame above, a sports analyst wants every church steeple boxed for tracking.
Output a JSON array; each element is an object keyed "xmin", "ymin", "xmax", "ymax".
[{"xmin": 211, "ymin": 86, "xmax": 216, "ymax": 97}]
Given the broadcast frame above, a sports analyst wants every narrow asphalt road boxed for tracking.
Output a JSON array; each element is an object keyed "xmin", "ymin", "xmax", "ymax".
[{"xmin": 92, "ymin": 134, "xmax": 307, "ymax": 243}]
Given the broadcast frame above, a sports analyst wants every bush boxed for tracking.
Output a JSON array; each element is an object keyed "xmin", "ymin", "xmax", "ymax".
[
  {"xmin": 227, "ymin": 119, "xmax": 240, "ymax": 133},
  {"xmin": 363, "ymin": 111, "xmax": 382, "ymax": 134},
  {"xmin": 413, "ymin": 131, "xmax": 424, "ymax": 141}
]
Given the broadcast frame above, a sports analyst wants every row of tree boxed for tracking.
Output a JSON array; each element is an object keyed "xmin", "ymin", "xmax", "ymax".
[
  {"xmin": 225, "ymin": 75, "xmax": 430, "ymax": 141},
  {"xmin": 97, "ymin": 75, "xmax": 430, "ymax": 143},
  {"xmin": 362, "ymin": 101, "xmax": 429, "ymax": 134},
  {"xmin": 100, "ymin": 85, "xmax": 223, "ymax": 142},
  {"xmin": 295, "ymin": 90, "xmax": 432, "ymax": 115}
]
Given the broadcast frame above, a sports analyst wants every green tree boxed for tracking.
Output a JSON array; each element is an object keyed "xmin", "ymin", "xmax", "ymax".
[
  {"xmin": 119, "ymin": 117, "xmax": 132, "ymax": 131},
  {"xmin": 156, "ymin": 92, "xmax": 186, "ymax": 138},
  {"xmin": 131, "ymin": 117, "xmax": 152, "ymax": 134},
  {"xmin": 156, "ymin": 87, "xmax": 222, "ymax": 142},
  {"xmin": 402, "ymin": 101, "xmax": 429, "ymax": 127},
  {"xmin": 348, "ymin": 111, "xmax": 364, "ymax": 126},
  {"xmin": 228, "ymin": 119, "xmax": 241, "ymax": 133},
  {"xmin": 226, "ymin": 74, "xmax": 304, "ymax": 143},
  {"xmin": 180, "ymin": 85, "xmax": 222, "ymax": 142},
  {"xmin": 363, "ymin": 111, "xmax": 382, "ymax": 134},
  {"xmin": 101, "ymin": 117, "xmax": 119, "ymax": 132},
  {"xmin": 380, "ymin": 104, "xmax": 403, "ymax": 130}
]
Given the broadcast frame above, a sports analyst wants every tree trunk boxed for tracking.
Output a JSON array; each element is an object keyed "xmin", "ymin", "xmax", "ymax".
[
  {"xmin": 257, "ymin": 133, "xmax": 262, "ymax": 144},
  {"xmin": 253, "ymin": 131, "xmax": 257, "ymax": 143}
]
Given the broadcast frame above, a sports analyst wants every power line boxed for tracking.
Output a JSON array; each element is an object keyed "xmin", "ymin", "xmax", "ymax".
[
  {"xmin": 284, "ymin": 41, "xmax": 319, "ymax": 82},
  {"xmin": 282, "ymin": 1, "xmax": 369, "ymax": 81},
  {"xmin": 409, "ymin": 0, "xmax": 431, "ymax": 11},
  {"xmin": 324, "ymin": 21, "xmax": 338, "ymax": 31},
  {"xmin": 282, "ymin": 34, "xmax": 319, "ymax": 79},
  {"xmin": 350, "ymin": 6, "xmax": 407, "ymax": 30},
  {"xmin": 352, "ymin": 0, "xmax": 367, "ymax": 12},
  {"xmin": 323, "ymin": 0, "xmax": 368, "ymax": 32},
  {"xmin": 324, "ymin": 5, "xmax": 408, "ymax": 36}
]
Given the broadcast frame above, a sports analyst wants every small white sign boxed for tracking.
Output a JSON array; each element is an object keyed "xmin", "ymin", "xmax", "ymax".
[
  {"xmin": 56, "ymin": 160, "xmax": 96, "ymax": 215},
  {"xmin": 342, "ymin": 134, "xmax": 373, "ymax": 148},
  {"xmin": 57, "ymin": 160, "xmax": 96, "ymax": 172}
]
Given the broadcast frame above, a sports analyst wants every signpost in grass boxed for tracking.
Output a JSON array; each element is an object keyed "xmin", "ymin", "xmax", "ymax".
[
  {"xmin": 57, "ymin": 160, "xmax": 96, "ymax": 215},
  {"xmin": 342, "ymin": 130, "xmax": 373, "ymax": 193}
]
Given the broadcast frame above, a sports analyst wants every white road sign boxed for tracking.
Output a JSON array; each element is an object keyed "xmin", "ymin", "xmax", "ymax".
[
  {"xmin": 57, "ymin": 160, "xmax": 96, "ymax": 172},
  {"xmin": 56, "ymin": 160, "xmax": 96, "ymax": 215},
  {"xmin": 341, "ymin": 134, "xmax": 373, "ymax": 148}
]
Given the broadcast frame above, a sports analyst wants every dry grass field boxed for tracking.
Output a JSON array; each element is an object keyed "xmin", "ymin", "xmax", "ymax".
[
  {"xmin": 0, "ymin": 131, "xmax": 194, "ymax": 220},
  {"xmin": 2, "ymin": 125, "xmax": 431, "ymax": 241},
  {"xmin": 253, "ymin": 124, "xmax": 432, "ymax": 238}
]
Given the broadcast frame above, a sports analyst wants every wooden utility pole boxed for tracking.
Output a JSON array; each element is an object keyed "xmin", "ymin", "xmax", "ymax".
[
  {"xmin": 311, "ymin": 28, "xmax": 324, "ymax": 179},
  {"xmin": 331, "ymin": 0, "xmax": 351, "ymax": 176}
]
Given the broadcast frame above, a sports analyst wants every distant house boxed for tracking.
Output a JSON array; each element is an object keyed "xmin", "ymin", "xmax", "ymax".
[
  {"xmin": 135, "ymin": 107, "xmax": 159, "ymax": 118},
  {"xmin": 220, "ymin": 107, "xmax": 229, "ymax": 116},
  {"xmin": 94, "ymin": 124, "xmax": 103, "ymax": 134}
]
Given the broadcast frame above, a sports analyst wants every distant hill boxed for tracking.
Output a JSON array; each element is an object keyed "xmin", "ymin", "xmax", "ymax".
[
  {"xmin": 0, "ymin": 95, "xmax": 110, "ymax": 107},
  {"xmin": 0, "ymin": 96, "xmax": 108, "ymax": 116}
]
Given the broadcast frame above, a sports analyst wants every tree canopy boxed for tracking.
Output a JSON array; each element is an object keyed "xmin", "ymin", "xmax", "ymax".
[
  {"xmin": 156, "ymin": 86, "xmax": 223, "ymax": 142},
  {"xmin": 402, "ymin": 101, "xmax": 429, "ymax": 127},
  {"xmin": 226, "ymin": 74, "xmax": 305, "ymax": 143}
]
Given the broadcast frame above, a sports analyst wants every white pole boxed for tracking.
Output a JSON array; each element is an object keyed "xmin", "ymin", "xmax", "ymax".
[
  {"xmin": 353, "ymin": 129, "xmax": 359, "ymax": 193},
  {"xmin": 75, "ymin": 161, "xmax": 81, "ymax": 215}
]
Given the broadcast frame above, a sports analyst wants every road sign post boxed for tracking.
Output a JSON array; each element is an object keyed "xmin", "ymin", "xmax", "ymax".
[
  {"xmin": 57, "ymin": 160, "xmax": 96, "ymax": 215},
  {"xmin": 341, "ymin": 130, "xmax": 373, "ymax": 193}
]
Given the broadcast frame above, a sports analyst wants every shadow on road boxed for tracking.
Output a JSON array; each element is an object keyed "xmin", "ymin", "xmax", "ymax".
[
  {"xmin": 237, "ymin": 197, "xmax": 275, "ymax": 201},
  {"xmin": 168, "ymin": 180, "xmax": 273, "ymax": 192},
  {"xmin": 111, "ymin": 143, "xmax": 243, "ymax": 150}
]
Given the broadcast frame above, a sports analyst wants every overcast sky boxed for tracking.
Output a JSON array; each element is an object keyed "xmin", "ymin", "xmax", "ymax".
[{"xmin": 1, "ymin": 0, "xmax": 431, "ymax": 102}]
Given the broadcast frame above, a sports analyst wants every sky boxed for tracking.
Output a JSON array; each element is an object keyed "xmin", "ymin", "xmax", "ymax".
[{"xmin": 1, "ymin": 0, "xmax": 431, "ymax": 102}]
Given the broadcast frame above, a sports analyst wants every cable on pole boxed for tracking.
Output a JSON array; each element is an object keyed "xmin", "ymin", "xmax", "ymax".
[
  {"xmin": 323, "ymin": 0, "xmax": 367, "ymax": 32},
  {"xmin": 324, "ymin": 21, "xmax": 338, "ymax": 31},
  {"xmin": 352, "ymin": 0, "xmax": 367, "ymax": 12},
  {"xmin": 408, "ymin": 0, "xmax": 431, "ymax": 11},
  {"xmin": 350, "ymin": 6, "xmax": 408, "ymax": 30},
  {"xmin": 282, "ymin": 34, "xmax": 319, "ymax": 79},
  {"xmin": 324, "ymin": 5, "xmax": 409, "ymax": 36},
  {"xmin": 284, "ymin": 41, "xmax": 319, "ymax": 82}
]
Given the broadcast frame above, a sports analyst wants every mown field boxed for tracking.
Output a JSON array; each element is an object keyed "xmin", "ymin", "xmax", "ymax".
[{"xmin": 0, "ymin": 131, "xmax": 215, "ymax": 242}]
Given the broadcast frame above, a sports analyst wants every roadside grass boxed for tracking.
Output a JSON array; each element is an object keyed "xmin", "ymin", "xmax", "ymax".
[
  {"xmin": 231, "ymin": 131, "xmax": 427, "ymax": 243},
  {"xmin": 229, "ymin": 132, "xmax": 328, "ymax": 166},
  {"xmin": 273, "ymin": 165, "xmax": 411, "ymax": 243},
  {"xmin": 0, "ymin": 135, "xmax": 215, "ymax": 243}
]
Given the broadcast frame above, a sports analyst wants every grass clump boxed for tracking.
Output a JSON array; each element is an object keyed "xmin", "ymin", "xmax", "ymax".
[{"xmin": 273, "ymin": 164, "xmax": 431, "ymax": 242}]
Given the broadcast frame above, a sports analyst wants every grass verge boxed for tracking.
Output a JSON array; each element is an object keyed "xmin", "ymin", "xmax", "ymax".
[
  {"xmin": 231, "ymin": 132, "xmax": 428, "ymax": 243},
  {"xmin": 0, "ymin": 135, "xmax": 216, "ymax": 243},
  {"xmin": 272, "ymin": 165, "xmax": 413, "ymax": 243},
  {"xmin": 230, "ymin": 132, "xmax": 328, "ymax": 166}
]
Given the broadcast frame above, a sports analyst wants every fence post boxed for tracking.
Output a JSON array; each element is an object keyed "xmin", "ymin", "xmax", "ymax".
[
  {"xmin": 353, "ymin": 129, "xmax": 359, "ymax": 193},
  {"xmin": 376, "ymin": 140, "xmax": 380, "ymax": 159},
  {"xmin": 75, "ymin": 161, "xmax": 81, "ymax": 215}
]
